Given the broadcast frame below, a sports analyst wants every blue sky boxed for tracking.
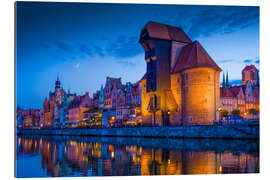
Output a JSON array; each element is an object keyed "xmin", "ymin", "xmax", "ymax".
[{"xmin": 16, "ymin": 2, "xmax": 259, "ymax": 109}]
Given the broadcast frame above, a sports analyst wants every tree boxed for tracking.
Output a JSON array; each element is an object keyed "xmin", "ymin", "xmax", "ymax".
[
  {"xmin": 249, "ymin": 108, "xmax": 259, "ymax": 115},
  {"xmin": 231, "ymin": 109, "xmax": 241, "ymax": 116},
  {"xmin": 220, "ymin": 109, "xmax": 228, "ymax": 117}
]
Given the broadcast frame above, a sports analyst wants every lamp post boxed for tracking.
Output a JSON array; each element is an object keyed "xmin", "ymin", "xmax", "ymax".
[{"xmin": 217, "ymin": 107, "xmax": 222, "ymax": 124}]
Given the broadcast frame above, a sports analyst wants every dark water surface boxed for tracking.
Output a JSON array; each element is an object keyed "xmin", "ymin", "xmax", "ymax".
[{"xmin": 15, "ymin": 135, "xmax": 259, "ymax": 177}]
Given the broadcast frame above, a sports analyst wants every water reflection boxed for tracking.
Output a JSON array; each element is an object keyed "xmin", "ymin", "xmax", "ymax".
[{"xmin": 16, "ymin": 136, "xmax": 259, "ymax": 177}]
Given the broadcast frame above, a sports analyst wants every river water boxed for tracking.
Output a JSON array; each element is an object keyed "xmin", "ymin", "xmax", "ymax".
[{"xmin": 15, "ymin": 135, "xmax": 259, "ymax": 177}]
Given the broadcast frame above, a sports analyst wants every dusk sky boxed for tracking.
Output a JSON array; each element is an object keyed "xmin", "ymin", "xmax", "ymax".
[{"xmin": 16, "ymin": 2, "xmax": 259, "ymax": 109}]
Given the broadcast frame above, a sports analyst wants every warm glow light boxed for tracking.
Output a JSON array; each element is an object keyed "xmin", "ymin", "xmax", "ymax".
[
  {"xmin": 18, "ymin": 137, "xmax": 21, "ymax": 146},
  {"xmin": 111, "ymin": 151, "xmax": 114, "ymax": 158},
  {"xmin": 219, "ymin": 165, "xmax": 222, "ymax": 172}
]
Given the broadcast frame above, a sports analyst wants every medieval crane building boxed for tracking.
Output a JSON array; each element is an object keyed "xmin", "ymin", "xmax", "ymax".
[{"xmin": 139, "ymin": 21, "xmax": 222, "ymax": 126}]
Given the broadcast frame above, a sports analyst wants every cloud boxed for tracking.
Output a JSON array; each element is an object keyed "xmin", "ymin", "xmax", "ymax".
[
  {"xmin": 243, "ymin": 58, "xmax": 260, "ymax": 64},
  {"xmin": 75, "ymin": 63, "xmax": 80, "ymax": 69},
  {"xmin": 106, "ymin": 35, "xmax": 143, "ymax": 58},
  {"xmin": 80, "ymin": 44, "xmax": 92, "ymax": 56},
  {"xmin": 185, "ymin": 6, "xmax": 259, "ymax": 38},
  {"xmin": 255, "ymin": 59, "xmax": 260, "ymax": 64},
  {"xmin": 77, "ymin": 35, "xmax": 142, "ymax": 59},
  {"xmin": 56, "ymin": 41, "xmax": 72, "ymax": 51},
  {"xmin": 115, "ymin": 59, "xmax": 136, "ymax": 67},
  {"xmin": 243, "ymin": 59, "xmax": 253, "ymax": 63},
  {"xmin": 218, "ymin": 59, "xmax": 234, "ymax": 63},
  {"xmin": 93, "ymin": 46, "xmax": 105, "ymax": 57}
]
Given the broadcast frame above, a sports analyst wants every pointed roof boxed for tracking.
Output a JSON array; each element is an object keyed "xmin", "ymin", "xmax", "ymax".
[
  {"xmin": 43, "ymin": 97, "xmax": 48, "ymax": 105},
  {"xmin": 226, "ymin": 71, "xmax": 229, "ymax": 86},
  {"xmin": 142, "ymin": 21, "xmax": 192, "ymax": 43},
  {"xmin": 242, "ymin": 65, "xmax": 258, "ymax": 72},
  {"xmin": 220, "ymin": 87, "xmax": 235, "ymax": 98},
  {"xmin": 222, "ymin": 72, "xmax": 226, "ymax": 87},
  {"xmin": 172, "ymin": 41, "xmax": 222, "ymax": 73},
  {"xmin": 107, "ymin": 77, "xmax": 122, "ymax": 89},
  {"xmin": 229, "ymin": 86, "xmax": 241, "ymax": 96}
]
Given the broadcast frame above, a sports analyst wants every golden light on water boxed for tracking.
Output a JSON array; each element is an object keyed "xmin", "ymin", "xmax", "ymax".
[
  {"xmin": 18, "ymin": 137, "xmax": 21, "ymax": 146},
  {"xmin": 17, "ymin": 137, "xmax": 259, "ymax": 176}
]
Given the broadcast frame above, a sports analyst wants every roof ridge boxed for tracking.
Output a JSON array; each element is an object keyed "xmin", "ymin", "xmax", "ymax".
[{"xmin": 194, "ymin": 41, "xmax": 199, "ymax": 65}]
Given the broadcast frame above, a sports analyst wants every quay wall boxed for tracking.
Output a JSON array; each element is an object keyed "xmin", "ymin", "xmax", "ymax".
[{"xmin": 17, "ymin": 125, "xmax": 259, "ymax": 139}]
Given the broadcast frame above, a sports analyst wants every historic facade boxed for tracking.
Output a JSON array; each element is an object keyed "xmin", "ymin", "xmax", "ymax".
[
  {"xmin": 17, "ymin": 22, "xmax": 259, "ymax": 129},
  {"xmin": 220, "ymin": 65, "xmax": 259, "ymax": 117},
  {"xmin": 101, "ymin": 76, "xmax": 142, "ymax": 126},
  {"xmin": 139, "ymin": 21, "xmax": 221, "ymax": 126},
  {"xmin": 67, "ymin": 92, "xmax": 92, "ymax": 124}
]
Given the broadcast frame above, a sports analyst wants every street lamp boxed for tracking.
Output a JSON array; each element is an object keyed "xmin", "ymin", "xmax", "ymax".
[{"xmin": 217, "ymin": 107, "xmax": 222, "ymax": 124}]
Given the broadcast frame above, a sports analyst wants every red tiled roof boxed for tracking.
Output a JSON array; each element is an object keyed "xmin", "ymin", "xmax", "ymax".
[
  {"xmin": 220, "ymin": 87, "xmax": 235, "ymax": 98},
  {"xmin": 143, "ymin": 21, "xmax": 192, "ymax": 43},
  {"xmin": 229, "ymin": 86, "xmax": 241, "ymax": 96},
  {"xmin": 242, "ymin": 65, "xmax": 257, "ymax": 72},
  {"xmin": 172, "ymin": 41, "xmax": 222, "ymax": 73}
]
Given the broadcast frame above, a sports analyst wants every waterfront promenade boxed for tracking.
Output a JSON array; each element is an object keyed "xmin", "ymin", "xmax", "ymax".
[{"xmin": 17, "ymin": 125, "xmax": 259, "ymax": 139}]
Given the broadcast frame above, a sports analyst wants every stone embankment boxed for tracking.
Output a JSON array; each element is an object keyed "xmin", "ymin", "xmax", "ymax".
[{"xmin": 17, "ymin": 125, "xmax": 259, "ymax": 139}]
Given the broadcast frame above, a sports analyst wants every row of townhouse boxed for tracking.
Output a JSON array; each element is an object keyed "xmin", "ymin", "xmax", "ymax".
[
  {"xmin": 101, "ymin": 77, "xmax": 141, "ymax": 126},
  {"xmin": 220, "ymin": 65, "xmax": 259, "ymax": 118},
  {"xmin": 17, "ymin": 76, "xmax": 142, "ymax": 129},
  {"xmin": 16, "ymin": 64, "xmax": 259, "ymax": 129},
  {"xmin": 16, "ymin": 108, "xmax": 40, "ymax": 129}
]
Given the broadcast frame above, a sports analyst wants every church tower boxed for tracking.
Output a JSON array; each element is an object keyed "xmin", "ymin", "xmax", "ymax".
[
  {"xmin": 55, "ymin": 76, "xmax": 61, "ymax": 90},
  {"xmin": 222, "ymin": 72, "xmax": 226, "ymax": 87},
  {"xmin": 54, "ymin": 76, "xmax": 64, "ymax": 105}
]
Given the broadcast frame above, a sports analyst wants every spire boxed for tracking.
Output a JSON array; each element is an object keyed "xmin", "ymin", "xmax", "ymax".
[
  {"xmin": 225, "ymin": 71, "xmax": 229, "ymax": 87},
  {"xmin": 55, "ymin": 76, "xmax": 61, "ymax": 89},
  {"xmin": 222, "ymin": 71, "xmax": 226, "ymax": 87}
]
